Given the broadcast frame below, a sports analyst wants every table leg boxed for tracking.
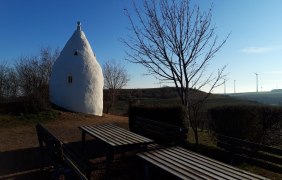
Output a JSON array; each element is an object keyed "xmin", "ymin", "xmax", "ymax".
[
  {"xmin": 144, "ymin": 162, "xmax": 149, "ymax": 180},
  {"xmin": 106, "ymin": 147, "xmax": 114, "ymax": 177}
]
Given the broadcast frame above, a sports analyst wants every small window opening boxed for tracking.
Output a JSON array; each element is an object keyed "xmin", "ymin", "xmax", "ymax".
[
  {"xmin": 68, "ymin": 76, "xmax": 73, "ymax": 83},
  {"xmin": 74, "ymin": 50, "xmax": 78, "ymax": 56}
]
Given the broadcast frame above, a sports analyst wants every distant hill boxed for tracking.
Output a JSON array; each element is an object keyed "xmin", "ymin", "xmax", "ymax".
[
  {"xmin": 271, "ymin": 89, "xmax": 282, "ymax": 93},
  {"xmin": 104, "ymin": 87, "xmax": 260, "ymax": 115},
  {"xmin": 227, "ymin": 91, "xmax": 282, "ymax": 106}
]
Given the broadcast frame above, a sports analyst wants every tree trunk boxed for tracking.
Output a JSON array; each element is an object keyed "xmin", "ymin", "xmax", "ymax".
[
  {"xmin": 193, "ymin": 127, "xmax": 199, "ymax": 145},
  {"xmin": 105, "ymin": 91, "xmax": 115, "ymax": 114}
]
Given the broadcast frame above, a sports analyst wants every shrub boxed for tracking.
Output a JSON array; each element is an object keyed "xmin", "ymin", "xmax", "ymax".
[
  {"xmin": 208, "ymin": 105, "xmax": 282, "ymax": 143},
  {"xmin": 128, "ymin": 105, "xmax": 188, "ymax": 131}
]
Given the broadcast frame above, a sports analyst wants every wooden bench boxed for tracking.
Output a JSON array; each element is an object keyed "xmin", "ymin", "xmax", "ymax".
[
  {"xmin": 217, "ymin": 134, "xmax": 282, "ymax": 173},
  {"xmin": 36, "ymin": 123, "xmax": 97, "ymax": 179},
  {"xmin": 137, "ymin": 146, "xmax": 268, "ymax": 180},
  {"xmin": 132, "ymin": 116, "xmax": 188, "ymax": 147}
]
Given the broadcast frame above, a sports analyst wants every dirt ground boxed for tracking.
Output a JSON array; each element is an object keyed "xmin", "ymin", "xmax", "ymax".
[{"xmin": 0, "ymin": 112, "xmax": 128, "ymax": 152}]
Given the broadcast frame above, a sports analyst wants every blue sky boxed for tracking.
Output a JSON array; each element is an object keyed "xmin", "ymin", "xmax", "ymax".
[{"xmin": 0, "ymin": 0, "xmax": 282, "ymax": 93}]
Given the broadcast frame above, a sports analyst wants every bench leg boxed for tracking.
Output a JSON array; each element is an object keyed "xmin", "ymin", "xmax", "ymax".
[
  {"xmin": 81, "ymin": 131, "xmax": 86, "ymax": 153},
  {"xmin": 37, "ymin": 137, "xmax": 45, "ymax": 171}
]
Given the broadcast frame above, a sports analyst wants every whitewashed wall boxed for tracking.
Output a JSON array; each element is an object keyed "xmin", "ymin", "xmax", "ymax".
[{"xmin": 50, "ymin": 25, "xmax": 103, "ymax": 116}]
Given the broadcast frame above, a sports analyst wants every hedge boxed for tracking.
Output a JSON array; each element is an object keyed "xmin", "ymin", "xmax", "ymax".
[
  {"xmin": 208, "ymin": 105, "xmax": 282, "ymax": 142},
  {"xmin": 128, "ymin": 105, "xmax": 188, "ymax": 131}
]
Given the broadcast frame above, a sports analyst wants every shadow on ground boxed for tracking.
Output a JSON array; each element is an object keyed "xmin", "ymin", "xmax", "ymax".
[
  {"xmin": 0, "ymin": 140, "xmax": 148, "ymax": 180},
  {"xmin": 0, "ymin": 140, "xmax": 108, "ymax": 179}
]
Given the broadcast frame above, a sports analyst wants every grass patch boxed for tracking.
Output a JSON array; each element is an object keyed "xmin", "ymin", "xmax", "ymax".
[{"xmin": 0, "ymin": 110, "xmax": 60, "ymax": 128}]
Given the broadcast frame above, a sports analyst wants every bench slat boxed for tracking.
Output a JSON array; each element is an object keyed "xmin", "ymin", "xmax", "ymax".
[
  {"xmin": 135, "ymin": 121, "xmax": 187, "ymax": 137},
  {"xmin": 138, "ymin": 147, "xmax": 268, "ymax": 180},
  {"xmin": 218, "ymin": 141, "xmax": 282, "ymax": 165},
  {"xmin": 134, "ymin": 117, "xmax": 188, "ymax": 145},
  {"xmin": 217, "ymin": 134, "xmax": 282, "ymax": 173},
  {"xmin": 63, "ymin": 154, "xmax": 88, "ymax": 180},
  {"xmin": 135, "ymin": 117, "xmax": 187, "ymax": 132},
  {"xmin": 138, "ymin": 153, "xmax": 210, "ymax": 180},
  {"xmin": 148, "ymin": 150, "xmax": 236, "ymax": 180},
  {"xmin": 218, "ymin": 142, "xmax": 282, "ymax": 174},
  {"xmin": 217, "ymin": 134, "xmax": 282, "ymax": 156},
  {"xmin": 167, "ymin": 147, "xmax": 265, "ymax": 179}
]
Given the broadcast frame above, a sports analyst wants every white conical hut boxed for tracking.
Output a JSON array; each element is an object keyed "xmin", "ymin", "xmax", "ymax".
[{"xmin": 49, "ymin": 22, "xmax": 103, "ymax": 116}]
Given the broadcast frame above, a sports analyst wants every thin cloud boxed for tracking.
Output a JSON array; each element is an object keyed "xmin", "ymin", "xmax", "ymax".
[
  {"xmin": 241, "ymin": 46, "xmax": 282, "ymax": 54},
  {"xmin": 264, "ymin": 70, "xmax": 282, "ymax": 75}
]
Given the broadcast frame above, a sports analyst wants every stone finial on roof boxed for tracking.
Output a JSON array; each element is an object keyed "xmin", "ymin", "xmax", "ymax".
[{"xmin": 77, "ymin": 21, "xmax": 81, "ymax": 31}]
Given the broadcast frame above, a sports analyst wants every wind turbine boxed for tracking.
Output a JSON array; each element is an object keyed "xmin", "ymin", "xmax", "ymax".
[
  {"xmin": 234, "ymin": 80, "xmax": 236, "ymax": 93},
  {"xmin": 223, "ymin": 79, "xmax": 226, "ymax": 94},
  {"xmin": 254, "ymin": 73, "xmax": 259, "ymax": 92}
]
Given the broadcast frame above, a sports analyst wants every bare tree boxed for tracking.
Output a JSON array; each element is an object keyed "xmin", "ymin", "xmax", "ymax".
[
  {"xmin": 124, "ymin": 0, "xmax": 228, "ymax": 144},
  {"xmin": 15, "ymin": 47, "xmax": 60, "ymax": 111},
  {"xmin": 0, "ymin": 62, "xmax": 8, "ymax": 98},
  {"xmin": 3, "ymin": 66, "xmax": 18, "ymax": 98},
  {"xmin": 15, "ymin": 47, "xmax": 59, "ymax": 96},
  {"xmin": 40, "ymin": 47, "xmax": 60, "ymax": 84},
  {"xmin": 103, "ymin": 60, "xmax": 130, "ymax": 113},
  {"xmin": 0, "ymin": 61, "xmax": 18, "ymax": 100}
]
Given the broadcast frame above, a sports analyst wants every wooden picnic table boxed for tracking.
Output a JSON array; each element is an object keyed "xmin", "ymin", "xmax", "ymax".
[
  {"xmin": 79, "ymin": 123, "xmax": 154, "ymax": 173},
  {"xmin": 138, "ymin": 146, "xmax": 269, "ymax": 180}
]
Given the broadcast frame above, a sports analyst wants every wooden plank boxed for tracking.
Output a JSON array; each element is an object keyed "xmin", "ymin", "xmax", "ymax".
[
  {"xmin": 218, "ymin": 142, "xmax": 282, "ymax": 174},
  {"xmin": 135, "ymin": 121, "xmax": 186, "ymax": 138},
  {"xmin": 91, "ymin": 124, "xmax": 152, "ymax": 145},
  {"xmin": 138, "ymin": 147, "xmax": 268, "ymax": 180},
  {"xmin": 136, "ymin": 117, "xmax": 188, "ymax": 133},
  {"xmin": 135, "ymin": 120, "xmax": 186, "ymax": 135},
  {"xmin": 171, "ymin": 147, "xmax": 268, "ymax": 180},
  {"xmin": 134, "ymin": 117, "xmax": 187, "ymax": 145},
  {"xmin": 90, "ymin": 125, "xmax": 133, "ymax": 145},
  {"xmin": 162, "ymin": 148, "xmax": 256, "ymax": 179},
  {"xmin": 80, "ymin": 126, "xmax": 118, "ymax": 146},
  {"xmin": 84, "ymin": 125, "xmax": 126, "ymax": 146},
  {"xmin": 147, "ymin": 150, "xmax": 236, "ymax": 180},
  {"xmin": 63, "ymin": 153, "xmax": 88, "ymax": 180},
  {"xmin": 138, "ymin": 153, "xmax": 211, "ymax": 180},
  {"xmin": 218, "ymin": 141, "xmax": 282, "ymax": 165},
  {"xmin": 101, "ymin": 124, "xmax": 153, "ymax": 143},
  {"xmin": 62, "ymin": 144, "xmax": 93, "ymax": 172},
  {"xmin": 80, "ymin": 124, "xmax": 153, "ymax": 147},
  {"xmin": 217, "ymin": 134, "xmax": 282, "ymax": 156},
  {"xmin": 155, "ymin": 150, "xmax": 237, "ymax": 179}
]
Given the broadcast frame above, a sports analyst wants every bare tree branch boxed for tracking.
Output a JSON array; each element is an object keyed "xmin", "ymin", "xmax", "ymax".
[{"xmin": 124, "ymin": 0, "xmax": 228, "ymax": 144}]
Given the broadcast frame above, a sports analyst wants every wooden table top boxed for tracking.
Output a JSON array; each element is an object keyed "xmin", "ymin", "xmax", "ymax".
[{"xmin": 79, "ymin": 123, "xmax": 154, "ymax": 147}]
